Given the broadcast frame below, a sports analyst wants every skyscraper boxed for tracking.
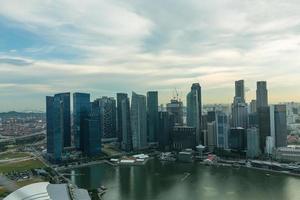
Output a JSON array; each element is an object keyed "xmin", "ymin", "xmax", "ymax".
[
  {"xmin": 186, "ymin": 83, "xmax": 202, "ymax": 144},
  {"xmin": 274, "ymin": 104, "xmax": 287, "ymax": 148},
  {"xmin": 57, "ymin": 93, "xmax": 71, "ymax": 148},
  {"xmin": 93, "ymin": 97, "xmax": 117, "ymax": 139},
  {"xmin": 247, "ymin": 127, "xmax": 260, "ymax": 158},
  {"xmin": 117, "ymin": 93, "xmax": 128, "ymax": 143},
  {"xmin": 258, "ymin": 106, "xmax": 271, "ymax": 153},
  {"xmin": 249, "ymin": 100, "xmax": 257, "ymax": 113},
  {"xmin": 256, "ymin": 81, "xmax": 270, "ymax": 153},
  {"xmin": 166, "ymin": 99, "xmax": 183, "ymax": 125},
  {"xmin": 46, "ymin": 93, "xmax": 71, "ymax": 161},
  {"xmin": 158, "ymin": 111, "xmax": 174, "ymax": 150},
  {"xmin": 82, "ymin": 111, "xmax": 101, "ymax": 156},
  {"xmin": 147, "ymin": 91, "xmax": 159, "ymax": 143},
  {"xmin": 131, "ymin": 92, "xmax": 148, "ymax": 150},
  {"xmin": 121, "ymin": 95, "xmax": 132, "ymax": 151},
  {"xmin": 235, "ymin": 80, "xmax": 245, "ymax": 103},
  {"xmin": 228, "ymin": 128, "xmax": 247, "ymax": 151},
  {"xmin": 73, "ymin": 92, "xmax": 90, "ymax": 150},
  {"xmin": 256, "ymin": 81, "xmax": 268, "ymax": 109},
  {"xmin": 232, "ymin": 80, "xmax": 248, "ymax": 129},
  {"xmin": 216, "ymin": 112, "xmax": 229, "ymax": 149},
  {"xmin": 46, "ymin": 96, "xmax": 54, "ymax": 155}
]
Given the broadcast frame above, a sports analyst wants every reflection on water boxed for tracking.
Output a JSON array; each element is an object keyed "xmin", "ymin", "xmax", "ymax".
[{"xmin": 64, "ymin": 159, "xmax": 300, "ymax": 200}]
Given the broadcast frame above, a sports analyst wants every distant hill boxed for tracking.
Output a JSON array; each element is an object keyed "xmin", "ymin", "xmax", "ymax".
[{"xmin": 0, "ymin": 111, "xmax": 45, "ymax": 119}]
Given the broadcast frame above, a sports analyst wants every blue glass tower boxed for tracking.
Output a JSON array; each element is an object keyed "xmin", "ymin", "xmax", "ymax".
[{"xmin": 73, "ymin": 92, "xmax": 91, "ymax": 150}]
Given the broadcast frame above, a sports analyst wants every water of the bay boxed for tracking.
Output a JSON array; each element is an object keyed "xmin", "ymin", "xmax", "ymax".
[{"xmin": 65, "ymin": 159, "xmax": 300, "ymax": 200}]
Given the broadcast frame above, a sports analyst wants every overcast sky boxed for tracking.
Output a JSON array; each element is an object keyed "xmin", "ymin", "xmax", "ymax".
[{"xmin": 1, "ymin": 0, "xmax": 300, "ymax": 111}]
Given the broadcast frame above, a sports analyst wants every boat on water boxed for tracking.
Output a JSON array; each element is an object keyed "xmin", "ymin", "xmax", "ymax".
[
  {"xmin": 159, "ymin": 152, "xmax": 176, "ymax": 162},
  {"xmin": 232, "ymin": 163, "xmax": 241, "ymax": 169}
]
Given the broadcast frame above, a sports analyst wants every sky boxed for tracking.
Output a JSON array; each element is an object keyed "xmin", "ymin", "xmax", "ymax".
[{"xmin": 1, "ymin": 0, "xmax": 300, "ymax": 111}]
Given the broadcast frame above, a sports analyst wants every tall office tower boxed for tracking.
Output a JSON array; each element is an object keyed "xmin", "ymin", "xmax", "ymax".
[
  {"xmin": 82, "ymin": 111, "xmax": 101, "ymax": 156},
  {"xmin": 121, "ymin": 96, "xmax": 132, "ymax": 151},
  {"xmin": 166, "ymin": 99, "xmax": 184, "ymax": 125},
  {"xmin": 117, "ymin": 93, "xmax": 128, "ymax": 143},
  {"xmin": 46, "ymin": 96, "xmax": 54, "ymax": 155},
  {"xmin": 147, "ymin": 91, "xmax": 159, "ymax": 143},
  {"xmin": 228, "ymin": 128, "xmax": 247, "ymax": 151},
  {"xmin": 235, "ymin": 80, "xmax": 245, "ymax": 103},
  {"xmin": 216, "ymin": 112, "xmax": 229, "ymax": 149},
  {"xmin": 57, "ymin": 93, "xmax": 71, "ymax": 147},
  {"xmin": 232, "ymin": 80, "xmax": 248, "ymax": 128},
  {"xmin": 249, "ymin": 100, "xmax": 257, "ymax": 113},
  {"xmin": 201, "ymin": 114, "xmax": 208, "ymax": 146},
  {"xmin": 93, "ymin": 97, "xmax": 117, "ymax": 139},
  {"xmin": 232, "ymin": 100, "xmax": 248, "ymax": 128},
  {"xmin": 256, "ymin": 81, "xmax": 270, "ymax": 153},
  {"xmin": 248, "ymin": 113, "xmax": 258, "ymax": 128},
  {"xmin": 186, "ymin": 83, "xmax": 202, "ymax": 145},
  {"xmin": 131, "ymin": 92, "xmax": 148, "ymax": 150},
  {"xmin": 247, "ymin": 127, "xmax": 260, "ymax": 158},
  {"xmin": 270, "ymin": 105, "xmax": 287, "ymax": 148},
  {"xmin": 158, "ymin": 111, "xmax": 174, "ymax": 150},
  {"xmin": 258, "ymin": 106, "xmax": 270, "ymax": 153},
  {"xmin": 207, "ymin": 111, "xmax": 216, "ymax": 123},
  {"xmin": 46, "ymin": 93, "xmax": 71, "ymax": 161},
  {"xmin": 73, "ymin": 92, "xmax": 90, "ymax": 150},
  {"xmin": 207, "ymin": 122, "xmax": 217, "ymax": 152},
  {"xmin": 172, "ymin": 126, "xmax": 196, "ymax": 151},
  {"xmin": 256, "ymin": 81, "xmax": 268, "ymax": 109}
]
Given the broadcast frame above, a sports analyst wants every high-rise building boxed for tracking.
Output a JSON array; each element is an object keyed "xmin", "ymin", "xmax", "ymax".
[
  {"xmin": 147, "ymin": 91, "xmax": 159, "ymax": 143},
  {"xmin": 46, "ymin": 93, "xmax": 71, "ymax": 161},
  {"xmin": 172, "ymin": 126, "xmax": 196, "ymax": 151},
  {"xmin": 207, "ymin": 121, "xmax": 217, "ymax": 152},
  {"xmin": 186, "ymin": 83, "xmax": 202, "ymax": 145},
  {"xmin": 216, "ymin": 112, "xmax": 229, "ymax": 149},
  {"xmin": 232, "ymin": 81, "xmax": 248, "ymax": 128},
  {"xmin": 73, "ymin": 92, "xmax": 90, "ymax": 150},
  {"xmin": 93, "ymin": 97, "xmax": 117, "ymax": 139},
  {"xmin": 121, "ymin": 96, "xmax": 132, "ymax": 151},
  {"xmin": 235, "ymin": 80, "xmax": 245, "ymax": 103},
  {"xmin": 228, "ymin": 128, "xmax": 247, "ymax": 151},
  {"xmin": 166, "ymin": 99, "xmax": 183, "ymax": 125},
  {"xmin": 82, "ymin": 111, "xmax": 101, "ymax": 156},
  {"xmin": 270, "ymin": 104, "xmax": 287, "ymax": 148},
  {"xmin": 249, "ymin": 100, "xmax": 257, "ymax": 113},
  {"xmin": 258, "ymin": 106, "xmax": 271, "ymax": 153},
  {"xmin": 46, "ymin": 96, "xmax": 54, "ymax": 155},
  {"xmin": 117, "ymin": 93, "xmax": 128, "ymax": 143},
  {"xmin": 247, "ymin": 127, "xmax": 260, "ymax": 158},
  {"xmin": 248, "ymin": 113, "xmax": 258, "ymax": 128},
  {"xmin": 131, "ymin": 92, "xmax": 148, "ymax": 150},
  {"xmin": 158, "ymin": 111, "xmax": 174, "ymax": 150},
  {"xmin": 256, "ymin": 81, "xmax": 268, "ymax": 109}
]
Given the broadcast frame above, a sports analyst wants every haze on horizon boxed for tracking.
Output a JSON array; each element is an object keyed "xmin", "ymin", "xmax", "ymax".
[{"xmin": 1, "ymin": 0, "xmax": 300, "ymax": 112}]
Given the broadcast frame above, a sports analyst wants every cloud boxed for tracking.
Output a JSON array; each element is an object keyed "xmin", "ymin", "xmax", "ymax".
[
  {"xmin": 0, "ymin": 0, "xmax": 300, "ymax": 111},
  {"xmin": 0, "ymin": 57, "xmax": 33, "ymax": 66}
]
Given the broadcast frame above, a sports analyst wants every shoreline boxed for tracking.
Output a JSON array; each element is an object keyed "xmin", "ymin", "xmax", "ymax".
[{"xmin": 198, "ymin": 161, "xmax": 300, "ymax": 178}]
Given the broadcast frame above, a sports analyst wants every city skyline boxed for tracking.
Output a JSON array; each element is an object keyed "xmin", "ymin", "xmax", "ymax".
[{"xmin": 1, "ymin": 0, "xmax": 300, "ymax": 111}]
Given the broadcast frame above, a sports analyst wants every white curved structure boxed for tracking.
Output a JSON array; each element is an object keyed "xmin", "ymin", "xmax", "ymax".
[{"xmin": 4, "ymin": 182, "xmax": 90, "ymax": 200}]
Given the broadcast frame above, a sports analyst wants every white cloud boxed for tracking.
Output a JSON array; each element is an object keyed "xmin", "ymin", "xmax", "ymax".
[{"xmin": 1, "ymin": 0, "xmax": 300, "ymax": 110}]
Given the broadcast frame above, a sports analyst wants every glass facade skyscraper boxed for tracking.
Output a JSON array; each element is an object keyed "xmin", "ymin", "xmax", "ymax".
[
  {"xmin": 46, "ymin": 92, "xmax": 71, "ymax": 161},
  {"xmin": 147, "ymin": 91, "xmax": 159, "ymax": 143},
  {"xmin": 121, "ymin": 95, "xmax": 132, "ymax": 151},
  {"xmin": 82, "ymin": 112, "xmax": 101, "ymax": 156},
  {"xmin": 73, "ymin": 92, "xmax": 90, "ymax": 150},
  {"xmin": 186, "ymin": 83, "xmax": 202, "ymax": 144},
  {"xmin": 117, "ymin": 93, "xmax": 128, "ymax": 144},
  {"xmin": 93, "ymin": 97, "xmax": 117, "ymax": 139},
  {"xmin": 131, "ymin": 92, "xmax": 147, "ymax": 150}
]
